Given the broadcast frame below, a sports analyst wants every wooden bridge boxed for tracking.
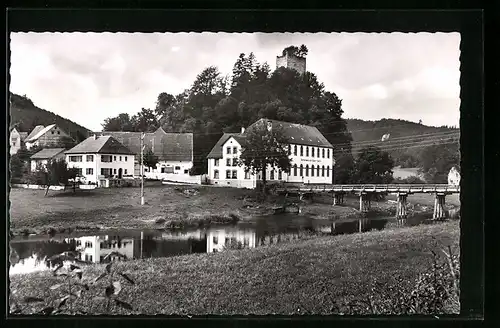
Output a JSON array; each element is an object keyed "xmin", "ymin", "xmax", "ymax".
[{"xmin": 275, "ymin": 184, "xmax": 460, "ymax": 220}]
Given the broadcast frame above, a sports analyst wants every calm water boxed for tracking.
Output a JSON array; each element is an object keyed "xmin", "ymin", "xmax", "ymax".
[{"xmin": 9, "ymin": 214, "xmax": 431, "ymax": 275}]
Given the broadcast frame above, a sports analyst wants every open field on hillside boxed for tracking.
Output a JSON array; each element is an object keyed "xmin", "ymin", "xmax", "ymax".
[
  {"xmin": 9, "ymin": 221, "xmax": 460, "ymax": 315},
  {"xmin": 8, "ymin": 183, "xmax": 460, "ymax": 236}
]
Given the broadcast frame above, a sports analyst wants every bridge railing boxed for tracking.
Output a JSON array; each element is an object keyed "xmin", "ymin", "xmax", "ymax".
[{"xmin": 278, "ymin": 183, "xmax": 460, "ymax": 193}]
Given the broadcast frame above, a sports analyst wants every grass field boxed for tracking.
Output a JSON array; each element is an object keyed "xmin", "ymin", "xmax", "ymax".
[
  {"xmin": 9, "ymin": 221, "xmax": 460, "ymax": 315},
  {"xmin": 8, "ymin": 184, "xmax": 461, "ymax": 236}
]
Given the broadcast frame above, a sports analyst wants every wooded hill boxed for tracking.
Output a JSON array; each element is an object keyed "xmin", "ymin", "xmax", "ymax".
[
  {"xmin": 9, "ymin": 93, "xmax": 90, "ymax": 142},
  {"xmin": 346, "ymin": 118, "xmax": 459, "ymax": 168}
]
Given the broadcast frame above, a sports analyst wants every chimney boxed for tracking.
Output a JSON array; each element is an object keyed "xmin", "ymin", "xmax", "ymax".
[{"xmin": 241, "ymin": 127, "xmax": 245, "ymax": 134}]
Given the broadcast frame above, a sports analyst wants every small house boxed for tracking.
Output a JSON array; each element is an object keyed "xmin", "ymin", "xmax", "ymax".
[
  {"xmin": 25, "ymin": 124, "xmax": 72, "ymax": 150},
  {"xmin": 30, "ymin": 148, "xmax": 66, "ymax": 172},
  {"xmin": 9, "ymin": 127, "xmax": 28, "ymax": 155}
]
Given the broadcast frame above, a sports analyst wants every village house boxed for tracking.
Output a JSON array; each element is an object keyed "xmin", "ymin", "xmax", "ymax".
[
  {"xmin": 96, "ymin": 127, "xmax": 194, "ymax": 179},
  {"xmin": 30, "ymin": 148, "xmax": 66, "ymax": 172},
  {"xmin": 24, "ymin": 124, "xmax": 72, "ymax": 150},
  {"xmin": 65, "ymin": 235, "xmax": 135, "ymax": 263},
  {"xmin": 448, "ymin": 166, "xmax": 461, "ymax": 186},
  {"xmin": 65, "ymin": 135, "xmax": 135, "ymax": 186},
  {"xmin": 207, "ymin": 118, "xmax": 334, "ymax": 189},
  {"xmin": 9, "ymin": 127, "xmax": 28, "ymax": 155}
]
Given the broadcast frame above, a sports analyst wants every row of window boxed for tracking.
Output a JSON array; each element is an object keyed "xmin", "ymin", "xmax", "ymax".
[
  {"xmin": 72, "ymin": 168, "xmax": 129, "ymax": 176},
  {"xmin": 213, "ymin": 169, "xmax": 284, "ymax": 180},
  {"xmin": 226, "ymin": 146, "xmax": 239, "ymax": 155},
  {"xmin": 68, "ymin": 155, "xmax": 129, "ymax": 163},
  {"xmin": 212, "ymin": 235, "xmax": 250, "ymax": 246},
  {"xmin": 291, "ymin": 145, "xmax": 331, "ymax": 159},
  {"xmin": 292, "ymin": 164, "xmax": 330, "ymax": 178}
]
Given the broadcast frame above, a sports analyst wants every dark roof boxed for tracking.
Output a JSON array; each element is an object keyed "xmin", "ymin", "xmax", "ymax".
[
  {"xmin": 207, "ymin": 133, "xmax": 246, "ymax": 159},
  {"xmin": 247, "ymin": 118, "xmax": 333, "ymax": 148},
  {"xmin": 65, "ymin": 136, "xmax": 134, "ymax": 155},
  {"xmin": 26, "ymin": 125, "xmax": 45, "ymax": 141},
  {"xmin": 31, "ymin": 148, "xmax": 66, "ymax": 160},
  {"xmin": 95, "ymin": 128, "xmax": 193, "ymax": 162}
]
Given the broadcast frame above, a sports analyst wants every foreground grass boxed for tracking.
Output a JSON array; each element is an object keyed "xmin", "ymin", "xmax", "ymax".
[{"xmin": 9, "ymin": 221, "xmax": 459, "ymax": 315}]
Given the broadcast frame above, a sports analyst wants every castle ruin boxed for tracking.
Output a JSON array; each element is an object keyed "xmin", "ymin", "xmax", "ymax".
[{"xmin": 276, "ymin": 52, "xmax": 306, "ymax": 75}]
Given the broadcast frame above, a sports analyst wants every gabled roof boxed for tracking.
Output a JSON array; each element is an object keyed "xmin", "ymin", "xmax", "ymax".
[
  {"xmin": 65, "ymin": 136, "xmax": 134, "ymax": 155},
  {"xmin": 19, "ymin": 132, "xmax": 28, "ymax": 140},
  {"xmin": 95, "ymin": 128, "xmax": 193, "ymax": 162},
  {"xmin": 207, "ymin": 133, "xmax": 246, "ymax": 159},
  {"xmin": 248, "ymin": 118, "xmax": 333, "ymax": 148},
  {"xmin": 31, "ymin": 148, "xmax": 66, "ymax": 160},
  {"xmin": 26, "ymin": 124, "xmax": 57, "ymax": 142},
  {"xmin": 26, "ymin": 125, "xmax": 45, "ymax": 141}
]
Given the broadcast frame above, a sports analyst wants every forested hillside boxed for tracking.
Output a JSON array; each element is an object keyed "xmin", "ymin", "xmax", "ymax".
[
  {"xmin": 9, "ymin": 93, "xmax": 90, "ymax": 142},
  {"xmin": 346, "ymin": 118, "xmax": 459, "ymax": 170}
]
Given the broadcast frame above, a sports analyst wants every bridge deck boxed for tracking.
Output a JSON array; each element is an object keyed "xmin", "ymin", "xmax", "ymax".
[{"xmin": 276, "ymin": 184, "xmax": 460, "ymax": 194}]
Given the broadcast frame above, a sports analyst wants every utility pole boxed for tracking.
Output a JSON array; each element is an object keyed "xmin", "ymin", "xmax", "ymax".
[{"xmin": 140, "ymin": 132, "xmax": 145, "ymax": 205}]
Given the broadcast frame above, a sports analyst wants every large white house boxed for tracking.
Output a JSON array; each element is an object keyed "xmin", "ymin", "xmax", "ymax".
[
  {"xmin": 96, "ymin": 127, "xmax": 194, "ymax": 179},
  {"xmin": 206, "ymin": 118, "xmax": 335, "ymax": 189},
  {"xmin": 65, "ymin": 135, "xmax": 135, "ymax": 185},
  {"xmin": 65, "ymin": 235, "xmax": 135, "ymax": 263}
]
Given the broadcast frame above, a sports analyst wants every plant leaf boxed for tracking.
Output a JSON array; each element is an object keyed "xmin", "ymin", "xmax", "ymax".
[
  {"xmin": 23, "ymin": 296, "xmax": 44, "ymax": 303},
  {"xmin": 78, "ymin": 283, "xmax": 90, "ymax": 291},
  {"xmin": 71, "ymin": 290, "xmax": 82, "ymax": 298},
  {"xmin": 39, "ymin": 306, "xmax": 55, "ymax": 315},
  {"xmin": 50, "ymin": 283, "xmax": 63, "ymax": 290},
  {"xmin": 112, "ymin": 281, "xmax": 122, "ymax": 295},
  {"xmin": 114, "ymin": 299, "xmax": 133, "ymax": 311},
  {"xmin": 56, "ymin": 272, "xmax": 68, "ymax": 277},
  {"xmin": 119, "ymin": 272, "xmax": 135, "ymax": 285},
  {"xmin": 57, "ymin": 295, "xmax": 70, "ymax": 309},
  {"xmin": 105, "ymin": 285, "xmax": 115, "ymax": 298},
  {"xmin": 53, "ymin": 263, "xmax": 63, "ymax": 274},
  {"xmin": 94, "ymin": 272, "xmax": 107, "ymax": 283},
  {"xmin": 105, "ymin": 262, "xmax": 112, "ymax": 273}
]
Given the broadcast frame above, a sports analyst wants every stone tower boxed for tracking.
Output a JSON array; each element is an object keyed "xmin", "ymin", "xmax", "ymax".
[{"xmin": 276, "ymin": 52, "xmax": 306, "ymax": 75}]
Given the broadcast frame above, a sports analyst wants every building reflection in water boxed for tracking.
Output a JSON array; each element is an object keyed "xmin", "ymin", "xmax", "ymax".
[
  {"xmin": 65, "ymin": 235, "xmax": 135, "ymax": 263},
  {"xmin": 206, "ymin": 228, "xmax": 257, "ymax": 253}
]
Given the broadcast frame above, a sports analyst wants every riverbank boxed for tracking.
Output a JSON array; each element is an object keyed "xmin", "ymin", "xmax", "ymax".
[
  {"xmin": 9, "ymin": 221, "xmax": 460, "ymax": 315},
  {"xmin": 8, "ymin": 184, "xmax": 460, "ymax": 236}
]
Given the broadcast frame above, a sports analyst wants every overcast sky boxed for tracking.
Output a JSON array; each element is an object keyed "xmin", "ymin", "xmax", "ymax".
[{"xmin": 9, "ymin": 32, "xmax": 460, "ymax": 132}]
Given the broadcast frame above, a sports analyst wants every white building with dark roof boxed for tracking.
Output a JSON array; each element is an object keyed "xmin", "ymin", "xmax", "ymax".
[
  {"xmin": 9, "ymin": 127, "xmax": 28, "ymax": 155},
  {"xmin": 207, "ymin": 118, "xmax": 334, "ymax": 189},
  {"xmin": 65, "ymin": 135, "xmax": 135, "ymax": 185},
  {"xmin": 30, "ymin": 148, "xmax": 66, "ymax": 172},
  {"xmin": 95, "ymin": 127, "xmax": 194, "ymax": 179}
]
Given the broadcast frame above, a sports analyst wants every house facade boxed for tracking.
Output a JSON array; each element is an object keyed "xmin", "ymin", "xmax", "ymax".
[
  {"xmin": 65, "ymin": 235, "xmax": 135, "ymax": 263},
  {"xmin": 25, "ymin": 124, "xmax": 72, "ymax": 150},
  {"xmin": 9, "ymin": 127, "xmax": 28, "ymax": 155},
  {"xmin": 207, "ymin": 119, "xmax": 335, "ymax": 189},
  {"xmin": 448, "ymin": 166, "xmax": 460, "ymax": 186},
  {"xmin": 96, "ymin": 128, "xmax": 194, "ymax": 179},
  {"xmin": 30, "ymin": 148, "xmax": 66, "ymax": 172},
  {"xmin": 65, "ymin": 135, "xmax": 135, "ymax": 185}
]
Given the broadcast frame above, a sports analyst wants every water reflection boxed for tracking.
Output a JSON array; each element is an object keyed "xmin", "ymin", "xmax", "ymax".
[{"xmin": 10, "ymin": 215, "xmax": 431, "ymax": 275}]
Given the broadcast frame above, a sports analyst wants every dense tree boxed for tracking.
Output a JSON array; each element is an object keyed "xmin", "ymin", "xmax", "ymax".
[
  {"xmin": 239, "ymin": 122, "xmax": 291, "ymax": 193},
  {"xmin": 420, "ymin": 143, "xmax": 459, "ymax": 183},
  {"xmin": 142, "ymin": 147, "xmax": 159, "ymax": 170},
  {"xmin": 132, "ymin": 108, "xmax": 159, "ymax": 132},
  {"xmin": 282, "ymin": 44, "xmax": 309, "ymax": 58},
  {"xmin": 9, "ymin": 154, "xmax": 24, "ymax": 184},
  {"xmin": 102, "ymin": 113, "xmax": 135, "ymax": 132},
  {"xmin": 353, "ymin": 146, "xmax": 394, "ymax": 184}
]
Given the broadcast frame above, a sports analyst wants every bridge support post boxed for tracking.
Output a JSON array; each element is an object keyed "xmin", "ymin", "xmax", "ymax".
[
  {"xmin": 433, "ymin": 193, "xmax": 447, "ymax": 220},
  {"xmin": 359, "ymin": 193, "xmax": 371, "ymax": 212},
  {"xmin": 396, "ymin": 192, "xmax": 408, "ymax": 219},
  {"xmin": 333, "ymin": 192, "xmax": 344, "ymax": 206}
]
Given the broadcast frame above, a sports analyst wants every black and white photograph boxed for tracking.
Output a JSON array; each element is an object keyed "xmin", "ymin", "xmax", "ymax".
[{"xmin": 8, "ymin": 31, "xmax": 462, "ymax": 316}]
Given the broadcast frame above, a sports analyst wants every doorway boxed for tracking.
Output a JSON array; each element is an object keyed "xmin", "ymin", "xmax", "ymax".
[{"xmin": 118, "ymin": 168, "xmax": 123, "ymax": 179}]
